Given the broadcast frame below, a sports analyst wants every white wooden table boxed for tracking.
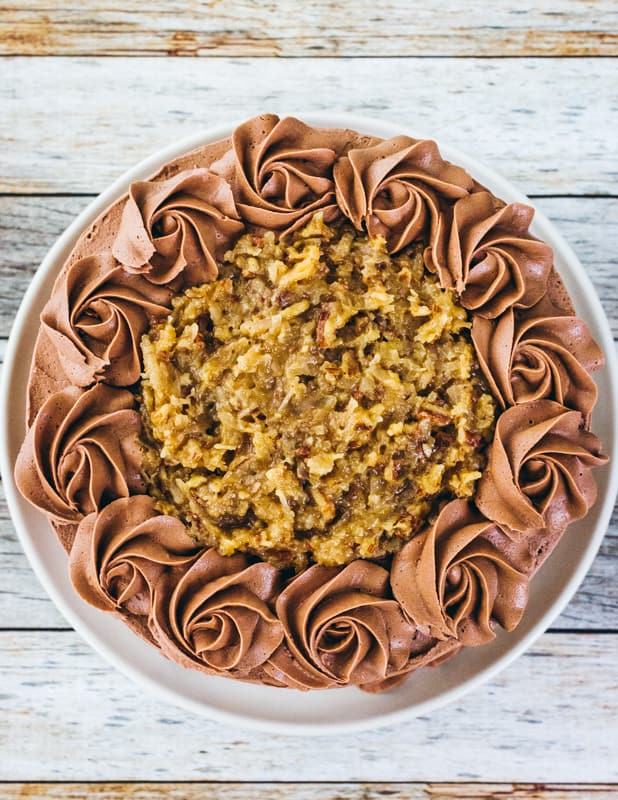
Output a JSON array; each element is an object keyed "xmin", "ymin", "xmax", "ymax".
[{"xmin": 0, "ymin": 3, "xmax": 617, "ymax": 797}]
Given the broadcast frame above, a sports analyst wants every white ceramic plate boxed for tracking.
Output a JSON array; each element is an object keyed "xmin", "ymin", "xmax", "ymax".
[{"xmin": 2, "ymin": 113, "xmax": 617, "ymax": 735}]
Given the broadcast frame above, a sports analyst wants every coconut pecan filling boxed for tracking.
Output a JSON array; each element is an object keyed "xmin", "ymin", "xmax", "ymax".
[{"xmin": 139, "ymin": 215, "xmax": 496, "ymax": 569}]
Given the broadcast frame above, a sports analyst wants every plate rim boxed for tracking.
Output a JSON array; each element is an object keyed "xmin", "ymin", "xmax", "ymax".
[{"xmin": 2, "ymin": 111, "xmax": 617, "ymax": 735}]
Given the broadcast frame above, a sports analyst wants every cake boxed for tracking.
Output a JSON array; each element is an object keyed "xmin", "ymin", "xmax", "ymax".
[{"xmin": 14, "ymin": 114, "xmax": 608, "ymax": 693}]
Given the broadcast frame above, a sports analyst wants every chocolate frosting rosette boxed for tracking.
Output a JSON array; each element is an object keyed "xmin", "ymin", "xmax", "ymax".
[
  {"xmin": 471, "ymin": 310, "xmax": 602, "ymax": 422},
  {"xmin": 13, "ymin": 114, "xmax": 608, "ymax": 694},
  {"xmin": 425, "ymin": 192, "xmax": 553, "ymax": 318},
  {"xmin": 334, "ymin": 135, "xmax": 474, "ymax": 253},
  {"xmin": 475, "ymin": 400, "xmax": 607, "ymax": 535},
  {"xmin": 150, "ymin": 549, "xmax": 284, "ymax": 678},
  {"xmin": 15, "ymin": 383, "xmax": 144, "ymax": 524},
  {"xmin": 211, "ymin": 114, "xmax": 340, "ymax": 234},
  {"xmin": 113, "ymin": 168, "xmax": 245, "ymax": 285},
  {"xmin": 70, "ymin": 495, "xmax": 199, "ymax": 615},
  {"xmin": 41, "ymin": 252, "xmax": 172, "ymax": 387},
  {"xmin": 391, "ymin": 500, "xmax": 530, "ymax": 646},
  {"xmin": 265, "ymin": 561, "xmax": 419, "ymax": 690}
]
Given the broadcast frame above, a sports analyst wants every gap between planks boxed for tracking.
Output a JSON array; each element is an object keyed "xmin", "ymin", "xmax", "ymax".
[
  {"xmin": 1, "ymin": 633, "xmax": 617, "ymax": 781},
  {"xmin": 1, "ymin": 0, "xmax": 616, "ymax": 58},
  {"xmin": 0, "ymin": 783, "xmax": 617, "ymax": 800},
  {"xmin": 0, "ymin": 627, "xmax": 616, "ymax": 782},
  {"xmin": 0, "ymin": 197, "xmax": 616, "ymax": 343}
]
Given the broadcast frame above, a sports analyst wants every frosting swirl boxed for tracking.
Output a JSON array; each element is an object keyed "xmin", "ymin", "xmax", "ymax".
[
  {"xmin": 70, "ymin": 495, "xmax": 198, "ymax": 615},
  {"xmin": 475, "ymin": 400, "xmax": 607, "ymax": 533},
  {"xmin": 392, "ymin": 500, "xmax": 530, "ymax": 646},
  {"xmin": 266, "ymin": 561, "xmax": 417, "ymax": 689},
  {"xmin": 211, "ymin": 114, "xmax": 339, "ymax": 233},
  {"xmin": 426, "ymin": 192, "xmax": 553, "ymax": 318},
  {"xmin": 112, "ymin": 168, "xmax": 244, "ymax": 285},
  {"xmin": 41, "ymin": 253, "xmax": 171, "ymax": 387},
  {"xmin": 472, "ymin": 310, "xmax": 602, "ymax": 422},
  {"xmin": 150, "ymin": 549, "xmax": 284, "ymax": 675},
  {"xmin": 358, "ymin": 636, "xmax": 463, "ymax": 694},
  {"xmin": 14, "ymin": 115, "xmax": 610, "ymax": 695},
  {"xmin": 15, "ymin": 383, "xmax": 144, "ymax": 523},
  {"xmin": 334, "ymin": 136, "xmax": 473, "ymax": 253}
]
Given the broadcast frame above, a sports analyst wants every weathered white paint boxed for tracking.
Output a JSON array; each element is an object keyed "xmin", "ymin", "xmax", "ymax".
[
  {"xmin": 0, "ymin": 632, "xmax": 616, "ymax": 782},
  {"xmin": 1, "ymin": 0, "xmax": 615, "ymax": 57},
  {"xmin": 1, "ymin": 196, "xmax": 616, "ymax": 630},
  {"xmin": 1, "ymin": 57, "xmax": 616, "ymax": 195},
  {"xmin": 1, "ymin": 11, "xmax": 617, "ymax": 787}
]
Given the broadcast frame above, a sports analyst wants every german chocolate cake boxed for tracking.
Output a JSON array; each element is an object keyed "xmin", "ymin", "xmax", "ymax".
[{"xmin": 15, "ymin": 115, "xmax": 608, "ymax": 692}]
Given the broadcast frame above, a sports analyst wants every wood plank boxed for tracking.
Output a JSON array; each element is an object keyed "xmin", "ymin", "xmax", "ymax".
[
  {"xmin": 1, "ymin": 0, "xmax": 616, "ymax": 57},
  {"xmin": 0, "ymin": 196, "xmax": 616, "ymax": 341},
  {"xmin": 1, "ymin": 57, "xmax": 616, "ymax": 195},
  {"xmin": 0, "ymin": 197, "xmax": 81, "ymax": 339},
  {"xmin": 0, "ymin": 470, "xmax": 616, "ymax": 632},
  {"xmin": 0, "ymin": 783, "xmax": 617, "ymax": 800},
  {"xmin": 0, "ymin": 631, "xmax": 616, "ymax": 781},
  {"xmin": 0, "ymin": 196, "xmax": 616, "ymax": 631},
  {"xmin": 0, "ymin": 491, "xmax": 67, "ymax": 629}
]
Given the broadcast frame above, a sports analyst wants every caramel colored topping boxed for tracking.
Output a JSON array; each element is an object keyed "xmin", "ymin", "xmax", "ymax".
[{"xmin": 140, "ymin": 216, "xmax": 496, "ymax": 568}]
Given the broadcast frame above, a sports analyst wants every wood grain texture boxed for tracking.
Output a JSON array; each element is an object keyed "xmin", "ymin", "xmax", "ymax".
[
  {"xmin": 1, "ymin": 56, "xmax": 616, "ymax": 195},
  {"xmin": 1, "ymin": 428, "xmax": 617, "ymax": 632},
  {"xmin": 1, "ymin": 23, "xmax": 617, "ymax": 787},
  {"xmin": 0, "ymin": 631, "xmax": 616, "ymax": 781},
  {"xmin": 0, "ymin": 491, "xmax": 66, "ymax": 629},
  {"xmin": 1, "ymin": 453, "xmax": 616, "ymax": 632},
  {"xmin": 0, "ymin": 196, "xmax": 616, "ymax": 631},
  {"xmin": 1, "ymin": 784, "xmax": 617, "ymax": 800},
  {"xmin": 1, "ymin": 0, "xmax": 616, "ymax": 57},
  {"xmin": 1, "ymin": 196, "xmax": 616, "ymax": 340}
]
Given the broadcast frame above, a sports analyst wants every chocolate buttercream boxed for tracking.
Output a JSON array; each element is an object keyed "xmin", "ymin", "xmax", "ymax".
[
  {"xmin": 472, "ymin": 310, "xmax": 602, "ymax": 423},
  {"xmin": 334, "ymin": 136, "xmax": 473, "ymax": 253},
  {"xmin": 426, "ymin": 192, "xmax": 553, "ymax": 318},
  {"xmin": 211, "ymin": 114, "xmax": 340, "ymax": 234},
  {"xmin": 358, "ymin": 636, "xmax": 464, "ymax": 694},
  {"xmin": 112, "ymin": 168, "xmax": 244, "ymax": 285},
  {"xmin": 266, "ymin": 561, "xmax": 418, "ymax": 689},
  {"xmin": 14, "ymin": 114, "xmax": 609, "ymax": 695},
  {"xmin": 70, "ymin": 495, "xmax": 198, "ymax": 614},
  {"xmin": 41, "ymin": 252, "xmax": 171, "ymax": 387},
  {"xmin": 392, "ymin": 499, "xmax": 530, "ymax": 646},
  {"xmin": 15, "ymin": 383, "xmax": 144, "ymax": 523},
  {"xmin": 476, "ymin": 400, "xmax": 607, "ymax": 534},
  {"xmin": 150, "ymin": 548, "xmax": 284, "ymax": 675}
]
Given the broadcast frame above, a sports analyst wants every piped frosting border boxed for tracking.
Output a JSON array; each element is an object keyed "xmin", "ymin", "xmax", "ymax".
[{"xmin": 14, "ymin": 114, "xmax": 608, "ymax": 693}]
